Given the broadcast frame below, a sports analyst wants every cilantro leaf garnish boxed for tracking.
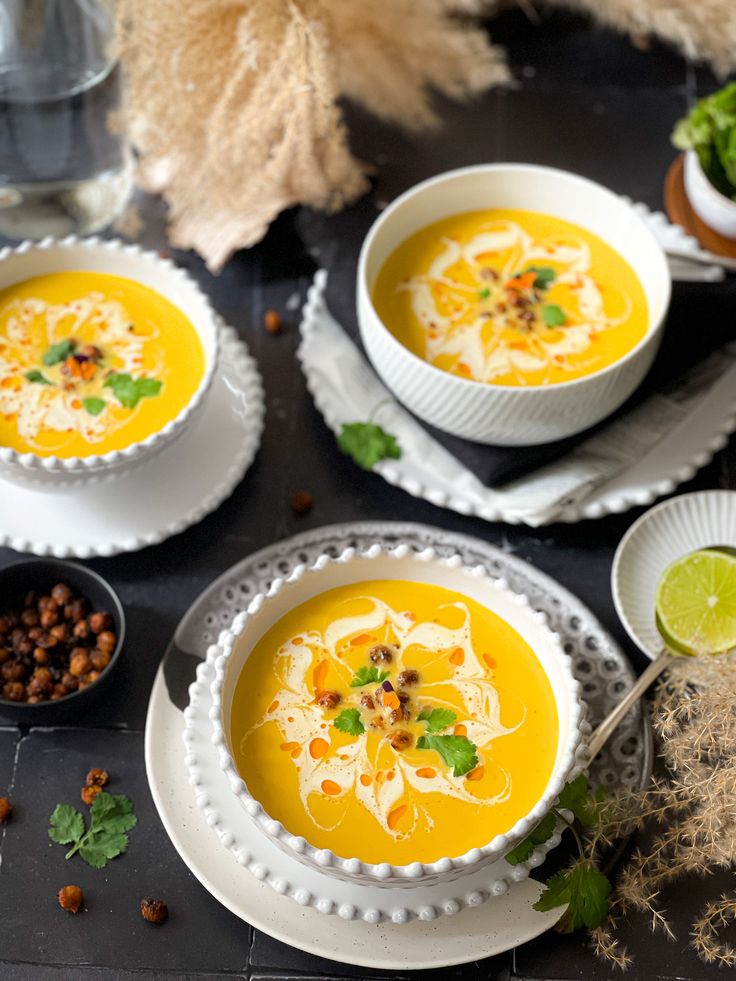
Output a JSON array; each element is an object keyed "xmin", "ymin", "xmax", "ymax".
[
  {"xmin": 43, "ymin": 338, "xmax": 75, "ymax": 366},
  {"xmin": 524, "ymin": 266, "xmax": 556, "ymax": 289},
  {"xmin": 542, "ymin": 304, "xmax": 566, "ymax": 327},
  {"xmin": 506, "ymin": 811, "xmax": 557, "ymax": 865},
  {"xmin": 337, "ymin": 423, "xmax": 401, "ymax": 471},
  {"xmin": 25, "ymin": 369, "xmax": 51, "ymax": 385},
  {"xmin": 477, "ymin": 287, "xmax": 491, "ymax": 299},
  {"xmin": 416, "ymin": 734, "xmax": 478, "ymax": 777},
  {"xmin": 104, "ymin": 373, "xmax": 163, "ymax": 409},
  {"xmin": 333, "ymin": 708, "xmax": 365, "ymax": 736},
  {"xmin": 417, "ymin": 707, "xmax": 457, "ymax": 734},
  {"xmin": 558, "ymin": 774, "xmax": 604, "ymax": 828},
  {"xmin": 82, "ymin": 397, "xmax": 106, "ymax": 416},
  {"xmin": 48, "ymin": 792, "xmax": 137, "ymax": 868},
  {"xmin": 350, "ymin": 666, "xmax": 389, "ymax": 687},
  {"xmin": 534, "ymin": 860, "xmax": 611, "ymax": 933}
]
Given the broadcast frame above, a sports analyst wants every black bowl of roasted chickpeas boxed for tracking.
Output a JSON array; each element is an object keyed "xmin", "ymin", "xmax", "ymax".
[{"xmin": 0, "ymin": 559, "xmax": 125, "ymax": 720}]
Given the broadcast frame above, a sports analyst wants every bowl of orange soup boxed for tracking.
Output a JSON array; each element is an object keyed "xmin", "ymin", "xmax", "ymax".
[
  {"xmin": 211, "ymin": 545, "xmax": 584, "ymax": 884},
  {"xmin": 358, "ymin": 165, "xmax": 671, "ymax": 445},
  {"xmin": 0, "ymin": 238, "xmax": 219, "ymax": 487}
]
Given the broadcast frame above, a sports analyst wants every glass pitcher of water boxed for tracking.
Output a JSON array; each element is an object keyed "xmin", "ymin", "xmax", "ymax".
[{"xmin": 0, "ymin": 0, "xmax": 133, "ymax": 240}]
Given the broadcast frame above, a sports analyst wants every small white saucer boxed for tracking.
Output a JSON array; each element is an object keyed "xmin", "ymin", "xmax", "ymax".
[
  {"xmin": 0, "ymin": 325, "xmax": 264, "ymax": 558},
  {"xmin": 611, "ymin": 490, "xmax": 736, "ymax": 659}
]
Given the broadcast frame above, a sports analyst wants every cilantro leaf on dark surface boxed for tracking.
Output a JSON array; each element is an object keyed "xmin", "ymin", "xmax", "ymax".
[
  {"xmin": 25, "ymin": 369, "xmax": 51, "ymax": 384},
  {"xmin": 79, "ymin": 831, "xmax": 130, "ymax": 869},
  {"xmin": 89, "ymin": 791, "xmax": 137, "ymax": 836},
  {"xmin": 417, "ymin": 707, "xmax": 457, "ymax": 734},
  {"xmin": 337, "ymin": 423, "xmax": 401, "ymax": 470},
  {"xmin": 505, "ymin": 811, "xmax": 557, "ymax": 865},
  {"xmin": 416, "ymin": 733, "xmax": 478, "ymax": 777},
  {"xmin": 534, "ymin": 861, "xmax": 612, "ymax": 933},
  {"xmin": 333, "ymin": 708, "xmax": 365, "ymax": 736},
  {"xmin": 350, "ymin": 666, "xmax": 389, "ymax": 687},
  {"xmin": 48, "ymin": 804, "xmax": 85, "ymax": 846},
  {"xmin": 82, "ymin": 397, "xmax": 106, "ymax": 416},
  {"xmin": 558, "ymin": 774, "xmax": 600, "ymax": 828},
  {"xmin": 43, "ymin": 338, "xmax": 75, "ymax": 366},
  {"xmin": 542, "ymin": 304, "xmax": 566, "ymax": 327}
]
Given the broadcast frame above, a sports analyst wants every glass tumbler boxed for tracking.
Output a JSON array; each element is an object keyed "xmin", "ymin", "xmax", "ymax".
[{"xmin": 0, "ymin": 0, "xmax": 133, "ymax": 240}]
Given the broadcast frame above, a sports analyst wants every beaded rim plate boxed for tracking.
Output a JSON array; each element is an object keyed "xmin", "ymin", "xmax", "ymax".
[
  {"xmin": 145, "ymin": 521, "xmax": 652, "ymax": 969},
  {"xmin": 0, "ymin": 324, "xmax": 264, "ymax": 557}
]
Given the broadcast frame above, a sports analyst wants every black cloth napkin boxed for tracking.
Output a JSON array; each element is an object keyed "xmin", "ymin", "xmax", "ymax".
[{"xmin": 305, "ymin": 202, "xmax": 736, "ymax": 489}]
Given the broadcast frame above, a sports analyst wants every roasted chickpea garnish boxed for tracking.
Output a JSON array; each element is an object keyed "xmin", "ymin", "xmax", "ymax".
[
  {"xmin": 81, "ymin": 784, "xmax": 102, "ymax": 806},
  {"xmin": 0, "ymin": 582, "xmax": 117, "ymax": 704},
  {"xmin": 369, "ymin": 644, "xmax": 394, "ymax": 664},
  {"xmin": 397, "ymin": 669, "xmax": 419, "ymax": 687},
  {"xmin": 86, "ymin": 768, "xmax": 109, "ymax": 788},
  {"xmin": 0, "ymin": 796, "xmax": 12, "ymax": 822},
  {"xmin": 315, "ymin": 689, "xmax": 341, "ymax": 709},
  {"xmin": 388, "ymin": 730, "xmax": 412, "ymax": 751},
  {"xmin": 57, "ymin": 885, "xmax": 84, "ymax": 914},
  {"xmin": 389, "ymin": 706, "xmax": 410, "ymax": 725},
  {"xmin": 360, "ymin": 694, "xmax": 375, "ymax": 710},
  {"xmin": 140, "ymin": 897, "xmax": 169, "ymax": 924}
]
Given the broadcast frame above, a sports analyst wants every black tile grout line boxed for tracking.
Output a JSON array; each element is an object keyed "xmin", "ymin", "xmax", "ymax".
[
  {"xmin": 0, "ymin": 728, "xmax": 21, "ymax": 870},
  {"xmin": 0, "ymin": 963, "xmax": 249, "ymax": 978}
]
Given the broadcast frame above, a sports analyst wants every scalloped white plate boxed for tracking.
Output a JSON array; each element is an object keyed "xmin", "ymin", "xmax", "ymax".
[{"xmin": 0, "ymin": 324, "xmax": 264, "ymax": 557}]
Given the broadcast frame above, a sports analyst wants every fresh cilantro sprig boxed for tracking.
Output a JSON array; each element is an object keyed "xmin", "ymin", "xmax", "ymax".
[
  {"xmin": 48, "ymin": 792, "xmax": 137, "ymax": 869},
  {"xmin": 524, "ymin": 266, "xmax": 556, "ymax": 290},
  {"xmin": 83, "ymin": 397, "xmax": 106, "ymax": 416},
  {"xmin": 105, "ymin": 373, "xmax": 162, "ymax": 410},
  {"xmin": 25, "ymin": 369, "xmax": 51, "ymax": 385},
  {"xmin": 506, "ymin": 775, "xmax": 612, "ymax": 934},
  {"xmin": 417, "ymin": 707, "xmax": 457, "ymax": 733},
  {"xmin": 535, "ymin": 860, "xmax": 612, "ymax": 933},
  {"xmin": 350, "ymin": 666, "xmax": 389, "ymax": 687},
  {"xmin": 43, "ymin": 338, "xmax": 75, "ymax": 366},
  {"xmin": 337, "ymin": 422, "xmax": 401, "ymax": 470},
  {"xmin": 477, "ymin": 287, "xmax": 492, "ymax": 299},
  {"xmin": 333, "ymin": 708, "xmax": 365, "ymax": 736},
  {"xmin": 542, "ymin": 304, "xmax": 566, "ymax": 327},
  {"xmin": 416, "ymin": 734, "xmax": 478, "ymax": 777}
]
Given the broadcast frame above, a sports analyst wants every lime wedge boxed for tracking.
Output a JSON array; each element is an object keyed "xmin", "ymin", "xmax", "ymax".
[{"xmin": 655, "ymin": 548, "xmax": 736, "ymax": 656}]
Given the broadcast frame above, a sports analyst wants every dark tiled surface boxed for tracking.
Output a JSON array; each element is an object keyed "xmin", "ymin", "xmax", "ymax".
[{"xmin": 0, "ymin": 5, "xmax": 734, "ymax": 980}]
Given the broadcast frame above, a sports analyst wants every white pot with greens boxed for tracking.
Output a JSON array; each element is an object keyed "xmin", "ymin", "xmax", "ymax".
[{"xmin": 674, "ymin": 82, "xmax": 736, "ymax": 240}]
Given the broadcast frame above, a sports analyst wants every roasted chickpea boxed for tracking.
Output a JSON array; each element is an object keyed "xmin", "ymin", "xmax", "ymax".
[
  {"xmin": 89, "ymin": 612, "xmax": 112, "ymax": 634},
  {"xmin": 0, "ymin": 797, "xmax": 12, "ymax": 822},
  {"xmin": 28, "ymin": 667, "xmax": 53, "ymax": 695},
  {"xmin": 89, "ymin": 649, "xmax": 111, "ymax": 671},
  {"xmin": 96, "ymin": 631, "xmax": 117, "ymax": 653},
  {"xmin": 81, "ymin": 784, "xmax": 101, "ymax": 806},
  {"xmin": 20, "ymin": 609, "xmax": 39, "ymax": 627},
  {"xmin": 2, "ymin": 661, "xmax": 27, "ymax": 682},
  {"xmin": 140, "ymin": 897, "xmax": 168, "ymax": 924},
  {"xmin": 51, "ymin": 583, "xmax": 73, "ymax": 606},
  {"xmin": 61, "ymin": 672, "xmax": 79, "ymax": 692},
  {"xmin": 72, "ymin": 619, "xmax": 90, "ymax": 640},
  {"xmin": 2, "ymin": 682, "xmax": 25, "ymax": 701},
  {"xmin": 39, "ymin": 608, "xmax": 59, "ymax": 629},
  {"xmin": 0, "ymin": 648, "xmax": 9, "ymax": 665},
  {"xmin": 57, "ymin": 885, "xmax": 84, "ymax": 914},
  {"xmin": 86, "ymin": 768, "xmax": 109, "ymax": 788},
  {"xmin": 49, "ymin": 623, "xmax": 71, "ymax": 643},
  {"xmin": 69, "ymin": 650, "xmax": 92, "ymax": 678}
]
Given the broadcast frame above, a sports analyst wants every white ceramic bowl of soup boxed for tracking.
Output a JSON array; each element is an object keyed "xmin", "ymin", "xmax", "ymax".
[
  {"xmin": 210, "ymin": 544, "xmax": 585, "ymax": 889},
  {"xmin": 357, "ymin": 164, "xmax": 671, "ymax": 446},
  {"xmin": 0, "ymin": 237, "xmax": 219, "ymax": 489}
]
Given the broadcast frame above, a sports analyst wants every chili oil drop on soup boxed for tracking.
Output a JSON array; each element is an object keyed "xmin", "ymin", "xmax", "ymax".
[
  {"xmin": 230, "ymin": 580, "xmax": 559, "ymax": 865},
  {"xmin": 372, "ymin": 208, "xmax": 649, "ymax": 388},
  {"xmin": 0, "ymin": 271, "xmax": 205, "ymax": 457}
]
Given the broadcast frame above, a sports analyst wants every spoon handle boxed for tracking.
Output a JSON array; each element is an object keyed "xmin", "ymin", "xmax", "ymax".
[{"xmin": 587, "ymin": 652, "xmax": 670, "ymax": 760}]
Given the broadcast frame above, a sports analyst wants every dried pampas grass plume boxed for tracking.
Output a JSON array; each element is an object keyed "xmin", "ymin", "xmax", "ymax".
[{"xmin": 114, "ymin": 0, "xmax": 508, "ymax": 271}]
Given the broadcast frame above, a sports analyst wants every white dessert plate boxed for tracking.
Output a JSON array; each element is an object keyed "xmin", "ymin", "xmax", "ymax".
[
  {"xmin": 0, "ymin": 324, "xmax": 264, "ymax": 557},
  {"xmin": 611, "ymin": 490, "xmax": 736, "ymax": 660},
  {"xmin": 145, "ymin": 522, "xmax": 652, "ymax": 969}
]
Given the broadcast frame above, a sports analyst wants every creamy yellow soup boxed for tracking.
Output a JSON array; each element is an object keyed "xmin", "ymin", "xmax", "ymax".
[
  {"xmin": 230, "ymin": 580, "xmax": 559, "ymax": 865},
  {"xmin": 373, "ymin": 209, "xmax": 649, "ymax": 387},
  {"xmin": 0, "ymin": 271, "xmax": 205, "ymax": 456}
]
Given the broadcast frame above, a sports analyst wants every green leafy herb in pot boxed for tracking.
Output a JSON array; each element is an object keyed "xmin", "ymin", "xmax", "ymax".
[{"xmin": 672, "ymin": 82, "xmax": 736, "ymax": 199}]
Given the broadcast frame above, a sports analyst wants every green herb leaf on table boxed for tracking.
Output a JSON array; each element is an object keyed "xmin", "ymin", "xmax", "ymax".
[
  {"xmin": 416, "ymin": 734, "xmax": 478, "ymax": 777},
  {"xmin": 524, "ymin": 266, "xmax": 556, "ymax": 290},
  {"xmin": 505, "ymin": 811, "xmax": 557, "ymax": 865},
  {"xmin": 542, "ymin": 304, "xmax": 566, "ymax": 327},
  {"xmin": 534, "ymin": 860, "xmax": 612, "ymax": 933},
  {"xmin": 49, "ymin": 804, "xmax": 85, "ymax": 846},
  {"xmin": 48, "ymin": 792, "xmax": 137, "ymax": 868},
  {"xmin": 25, "ymin": 369, "xmax": 51, "ymax": 385},
  {"xmin": 417, "ymin": 707, "xmax": 457, "ymax": 734},
  {"xmin": 104, "ymin": 373, "xmax": 163, "ymax": 410},
  {"xmin": 82, "ymin": 397, "xmax": 106, "ymax": 416},
  {"xmin": 43, "ymin": 338, "xmax": 75, "ymax": 366},
  {"xmin": 337, "ymin": 423, "xmax": 401, "ymax": 471},
  {"xmin": 558, "ymin": 773, "xmax": 601, "ymax": 828},
  {"xmin": 333, "ymin": 708, "xmax": 365, "ymax": 736},
  {"xmin": 350, "ymin": 666, "xmax": 389, "ymax": 687}
]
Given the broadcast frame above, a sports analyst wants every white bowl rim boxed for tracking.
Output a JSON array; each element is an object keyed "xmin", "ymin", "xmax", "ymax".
[
  {"xmin": 357, "ymin": 162, "xmax": 672, "ymax": 394},
  {"xmin": 611, "ymin": 488, "xmax": 736, "ymax": 660},
  {"xmin": 0, "ymin": 235, "xmax": 220, "ymax": 473},
  {"xmin": 210, "ymin": 543, "xmax": 585, "ymax": 882},
  {"xmin": 685, "ymin": 149, "xmax": 736, "ymax": 210}
]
